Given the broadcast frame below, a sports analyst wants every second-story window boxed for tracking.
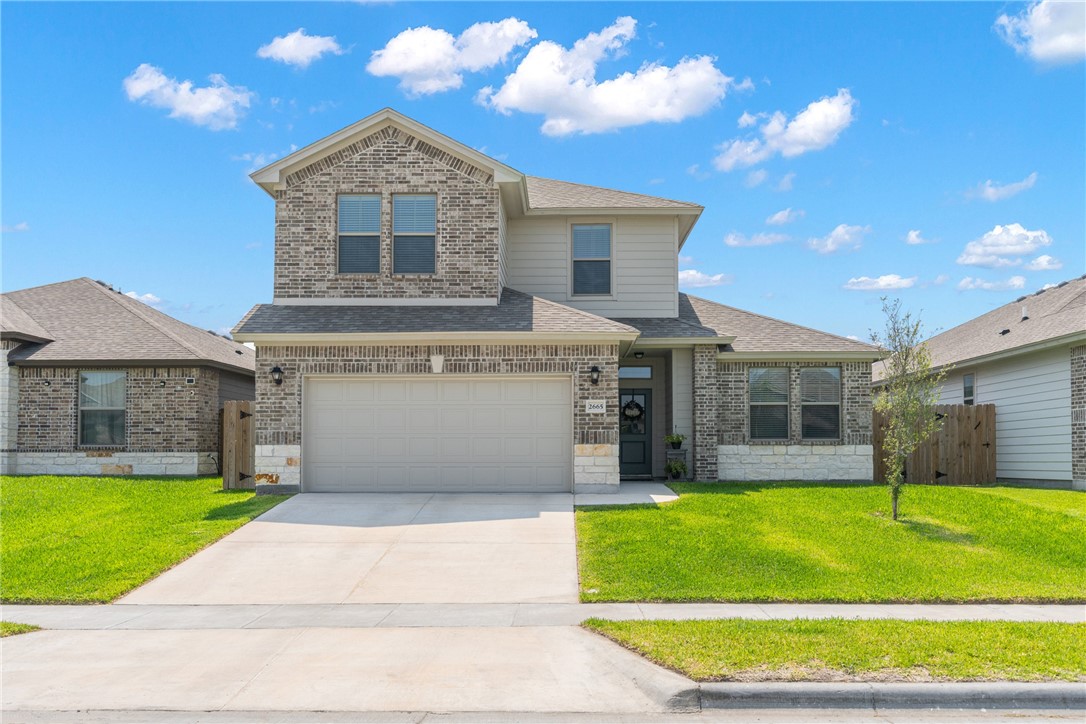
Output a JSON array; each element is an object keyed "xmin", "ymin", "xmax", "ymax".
[
  {"xmin": 393, "ymin": 194, "xmax": 436, "ymax": 274},
  {"xmin": 963, "ymin": 373, "xmax": 975, "ymax": 405},
  {"xmin": 572, "ymin": 224, "xmax": 612, "ymax": 296},
  {"xmin": 338, "ymin": 195, "xmax": 380, "ymax": 274}
]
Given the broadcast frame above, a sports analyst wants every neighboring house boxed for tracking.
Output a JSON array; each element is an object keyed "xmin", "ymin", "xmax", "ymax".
[
  {"xmin": 1, "ymin": 278, "xmax": 256, "ymax": 476},
  {"xmin": 232, "ymin": 108, "xmax": 882, "ymax": 493},
  {"xmin": 875, "ymin": 276, "xmax": 1086, "ymax": 490}
]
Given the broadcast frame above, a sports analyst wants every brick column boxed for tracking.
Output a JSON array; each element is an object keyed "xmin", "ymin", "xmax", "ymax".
[
  {"xmin": 1072, "ymin": 345, "xmax": 1085, "ymax": 491},
  {"xmin": 692, "ymin": 345, "xmax": 720, "ymax": 481},
  {"xmin": 0, "ymin": 340, "xmax": 20, "ymax": 474}
]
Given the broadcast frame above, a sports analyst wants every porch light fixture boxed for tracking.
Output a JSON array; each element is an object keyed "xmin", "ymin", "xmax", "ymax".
[
  {"xmin": 43, "ymin": 380, "xmax": 51, "ymax": 387},
  {"xmin": 430, "ymin": 354, "xmax": 445, "ymax": 374},
  {"xmin": 158, "ymin": 380, "xmax": 166, "ymax": 388},
  {"xmin": 633, "ymin": 351, "xmax": 644, "ymax": 359},
  {"xmin": 589, "ymin": 366, "xmax": 601, "ymax": 386},
  {"xmin": 270, "ymin": 366, "xmax": 284, "ymax": 386}
]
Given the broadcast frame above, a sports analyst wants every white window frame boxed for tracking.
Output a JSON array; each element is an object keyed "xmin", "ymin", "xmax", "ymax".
[
  {"xmin": 336, "ymin": 193, "xmax": 382, "ymax": 276},
  {"xmin": 799, "ymin": 366, "xmax": 841, "ymax": 441},
  {"xmin": 568, "ymin": 219, "xmax": 615, "ymax": 299},
  {"xmin": 391, "ymin": 193, "xmax": 437, "ymax": 276},
  {"xmin": 963, "ymin": 372, "xmax": 975, "ymax": 406},
  {"xmin": 78, "ymin": 370, "xmax": 126, "ymax": 447}
]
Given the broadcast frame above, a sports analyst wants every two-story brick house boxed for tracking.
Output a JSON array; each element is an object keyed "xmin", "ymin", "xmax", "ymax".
[{"xmin": 233, "ymin": 108, "xmax": 882, "ymax": 493}]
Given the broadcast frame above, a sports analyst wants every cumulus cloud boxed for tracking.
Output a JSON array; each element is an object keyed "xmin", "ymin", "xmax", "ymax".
[
  {"xmin": 807, "ymin": 224, "xmax": 869, "ymax": 254},
  {"xmin": 905, "ymin": 229, "xmax": 934, "ymax": 245},
  {"xmin": 123, "ymin": 64, "xmax": 253, "ymax": 130},
  {"xmin": 679, "ymin": 269, "xmax": 733, "ymax": 288},
  {"xmin": 766, "ymin": 208, "xmax": 804, "ymax": 226},
  {"xmin": 843, "ymin": 274, "xmax": 918, "ymax": 291},
  {"xmin": 737, "ymin": 111, "xmax": 762, "ymax": 128},
  {"xmin": 957, "ymin": 275, "xmax": 1027, "ymax": 291},
  {"xmin": 1, "ymin": 221, "xmax": 29, "ymax": 233},
  {"xmin": 995, "ymin": 0, "xmax": 1086, "ymax": 64},
  {"xmin": 686, "ymin": 164, "xmax": 711, "ymax": 181},
  {"xmin": 368, "ymin": 17, "xmax": 537, "ymax": 95},
  {"xmin": 744, "ymin": 169, "xmax": 768, "ymax": 187},
  {"xmin": 956, "ymin": 223, "xmax": 1052, "ymax": 268},
  {"xmin": 125, "ymin": 291, "xmax": 165, "ymax": 309},
  {"xmin": 479, "ymin": 17, "xmax": 733, "ymax": 136},
  {"xmin": 257, "ymin": 28, "xmax": 344, "ymax": 68},
  {"xmin": 1024, "ymin": 254, "xmax": 1063, "ymax": 271},
  {"xmin": 723, "ymin": 231, "xmax": 789, "ymax": 248},
  {"xmin": 776, "ymin": 172, "xmax": 796, "ymax": 191},
  {"xmin": 713, "ymin": 89, "xmax": 857, "ymax": 171},
  {"xmin": 968, "ymin": 171, "xmax": 1038, "ymax": 202}
]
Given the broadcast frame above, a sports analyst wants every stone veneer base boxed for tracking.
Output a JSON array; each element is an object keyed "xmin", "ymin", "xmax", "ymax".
[
  {"xmin": 11, "ymin": 451, "xmax": 219, "ymax": 477},
  {"xmin": 255, "ymin": 444, "xmax": 302, "ymax": 488},
  {"xmin": 717, "ymin": 444, "xmax": 874, "ymax": 482}
]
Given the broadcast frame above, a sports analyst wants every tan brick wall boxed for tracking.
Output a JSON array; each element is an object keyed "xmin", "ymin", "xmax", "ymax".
[
  {"xmin": 254, "ymin": 344, "xmax": 619, "ymax": 451},
  {"xmin": 273, "ymin": 125, "xmax": 500, "ymax": 301},
  {"xmin": 16, "ymin": 366, "xmax": 220, "ymax": 453}
]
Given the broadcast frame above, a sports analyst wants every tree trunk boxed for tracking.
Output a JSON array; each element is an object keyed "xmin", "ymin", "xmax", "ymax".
[{"xmin": 892, "ymin": 488, "xmax": 900, "ymax": 520}]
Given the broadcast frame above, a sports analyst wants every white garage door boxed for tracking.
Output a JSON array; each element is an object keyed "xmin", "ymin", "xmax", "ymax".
[{"xmin": 303, "ymin": 377, "xmax": 572, "ymax": 492}]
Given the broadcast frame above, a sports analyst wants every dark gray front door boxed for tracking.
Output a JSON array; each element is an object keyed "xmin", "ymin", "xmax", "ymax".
[{"xmin": 619, "ymin": 389, "xmax": 652, "ymax": 477}]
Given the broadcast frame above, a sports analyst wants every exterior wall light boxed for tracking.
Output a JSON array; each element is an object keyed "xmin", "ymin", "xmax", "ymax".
[
  {"xmin": 589, "ymin": 365, "xmax": 601, "ymax": 386},
  {"xmin": 633, "ymin": 351, "xmax": 644, "ymax": 359},
  {"xmin": 270, "ymin": 366, "xmax": 284, "ymax": 386},
  {"xmin": 158, "ymin": 380, "xmax": 166, "ymax": 388}
]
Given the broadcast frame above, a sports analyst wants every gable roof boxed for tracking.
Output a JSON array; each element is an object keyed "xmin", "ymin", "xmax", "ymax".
[
  {"xmin": 525, "ymin": 176, "xmax": 702, "ymax": 211},
  {"xmin": 232, "ymin": 287, "xmax": 638, "ymax": 341},
  {"xmin": 3, "ymin": 278, "xmax": 255, "ymax": 374},
  {"xmin": 679, "ymin": 294, "xmax": 883, "ymax": 359},
  {"xmin": 873, "ymin": 275, "xmax": 1086, "ymax": 381}
]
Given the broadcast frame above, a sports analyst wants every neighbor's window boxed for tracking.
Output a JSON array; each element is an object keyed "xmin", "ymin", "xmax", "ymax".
[
  {"xmin": 79, "ymin": 371, "xmax": 126, "ymax": 446},
  {"xmin": 749, "ymin": 367, "xmax": 788, "ymax": 439},
  {"xmin": 338, "ymin": 195, "xmax": 381, "ymax": 274},
  {"xmin": 572, "ymin": 224, "xmax": 612, "ymax": 295},
  {"xmin": 800, "ymin": 367, "xmax": 841, "ymax": 440},
  {"xmin": 963, "ymin": 373, "xmax": 975, "ymax": 406},
  {"xmin": 393, "ymin": 194, "xmax": 436, "ymax": 274}
]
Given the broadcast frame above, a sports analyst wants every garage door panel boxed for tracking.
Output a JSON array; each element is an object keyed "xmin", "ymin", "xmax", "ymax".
[{"xmin": 304, "ymin": 377, "xmax": 572, "ymax": 493}]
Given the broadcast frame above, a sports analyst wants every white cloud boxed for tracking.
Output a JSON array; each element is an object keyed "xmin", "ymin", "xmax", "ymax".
[
  {"xmin": 956, "ymin": 223, "xmax": 1052, "ymax": 267},
  {"xmin": 125, "ymin": 291, "xmax": 165, "ymax": 309},
  {"xmin": 123, "ymin": 64, "xmax": 253, "ymax": 130},
  {"xmin": 933, "ymin": 274, "xmax": 951, "ymax": 286},
  {"xmin": 678, "ymin": 269, "xmax": 733, "ymax": 288},
  {"xmin": 678, "ymin": 254, "xmax": 695, "ymax": 265},
  {"xmin": 479, "ymin": 17, "xmax": 734, "ymax": 136},
  {"xmin": 368, "ymin": 17, "xmax": 537, "ymax": 96},
  {"xmin": 713, "ymin": 89, "xmax": 857, "ymax": 171},
  {"xmin": 776, "ymin": 171, "xmax": 796, "ymax": 191},
  {"xmin": 957, "ymin": 275, "xmax": 1027, "ymax": 291},
  {"xmin": 905, "ymin": 229, "xmax": 934, "ymax": 245},
  {"xmin": 686, "ymin": 163, "xmax": 711, "ymax": 181},
  {"xmin": 724, "ymin": 231, "xmax": 789, "ymax": 248},
  {"xmin": 969, "ymin": 171, "xmax": 1038, "ymax": 202},
  {"xmin": 1, "ymin": 221, "xmax": 29, "ymax": 233},
  {"xmin": 807, "ymin": 224, "xmax": 869, "ymax": 254},
  {"xmin": 995, "ymin": 0, "xmax": 1086, "ymax": 64},
  {"xmin": 257, "ymin": 28, "xmax": 344, "ymax": 68},
  {"xmin": 737, "ymin": 111, "xmax": 761, "ymax": 128},
  {"xmin": 766, "ymin": 208, "xmax": 804, "ymax": 226},
  {"xmin": 1024, "ymin": 254, "xmax": 1063, "ymax": 271},
  {"xmin": 843, "ymin": 274, "xmax": 918, "ymax": 291},
  {"xmin": 745, "ymin": 169, "xmax": 768, "ymax": 187}
]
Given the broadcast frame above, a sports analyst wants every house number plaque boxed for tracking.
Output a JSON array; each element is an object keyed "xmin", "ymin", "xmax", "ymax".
[{"xmin": 585, "ymin": 400, "xmax": 606, "ymax": 414}]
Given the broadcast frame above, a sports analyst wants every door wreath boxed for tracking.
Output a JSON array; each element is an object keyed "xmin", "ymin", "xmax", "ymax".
[{"xmin": 622, "ymin": 399, "xmax": 645, "ymax": 420}]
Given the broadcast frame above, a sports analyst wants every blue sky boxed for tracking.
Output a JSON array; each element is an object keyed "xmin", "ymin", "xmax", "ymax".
[{"xmin": 3, "ymin": 1, "xmax": 1083, "ymax": 341}]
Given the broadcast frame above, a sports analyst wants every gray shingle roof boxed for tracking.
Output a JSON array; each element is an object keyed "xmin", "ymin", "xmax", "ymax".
[
  {"xmin": 611, "ymin": 315, "xmax": 724, "ymax": 339},
  {"xmin": 3, "ymin": 278, "xmax": 255, "ymax": 373},
  {"xmin": 233, "ymin": 288, "xmax": 639, "ymax": 337},
  {"xmin": 873, "ymin": 276, "xmax": 1086, "ymax": 381},
  {"xmin": 678, "ymin": 294, "xmax": 883, "ymax": 356},
  {"xmin": 1, "ymin": 296, "xmax": 53, "ymax": 343},
  {"xmin": 525, "ymin": 176, "xmax": 702, "ymax": 210}
]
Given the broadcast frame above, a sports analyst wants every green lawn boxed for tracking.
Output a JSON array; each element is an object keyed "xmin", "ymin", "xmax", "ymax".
[
  {"xmin": 0, "ymin": 476, "xmax": 289, "ymax": 603},
  {"xmin": 0, "ymin": 622, "xmax": 40, "ymax": 637},
  {"xmin": 577, "ymin": 482, "xmax": 1086, "ymax": 602},
  {"xmin": 584, "ymin": 618, "xmax": 1086, "ymax": 682}
]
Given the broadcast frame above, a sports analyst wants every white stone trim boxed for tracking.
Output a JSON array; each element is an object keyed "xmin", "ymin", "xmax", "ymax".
[
  {"xmin": 255, "ymin": 444, "xmax": 301, "ymax": 487},
  {"xmin": 717, "ymin": 444, "xmax": 873, "ymax": 482},
  {"xmin": 574, "ymin": 443, "xmax": 620, "ymax": 493},
  {"xmin": 12, "ymin": 452, "xmax": 219, "ymax": 477}
]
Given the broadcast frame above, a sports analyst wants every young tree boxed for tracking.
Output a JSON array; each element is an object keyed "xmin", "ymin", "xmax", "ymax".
[{"xmin": 871, "ymin": 298, "xmax": 948, "ymax": 520}]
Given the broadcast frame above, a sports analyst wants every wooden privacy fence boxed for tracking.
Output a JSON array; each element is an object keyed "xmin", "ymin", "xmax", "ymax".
[
  {"xmin": 873, "ymin": 404, "xmax": 996, "ymax": 485},
  {"xmin": 222, "ymin": 400, "xmax": 254, "ymax": 489}
]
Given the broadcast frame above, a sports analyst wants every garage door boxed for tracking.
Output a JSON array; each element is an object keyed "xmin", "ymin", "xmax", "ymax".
[{"xmin": 303, "ymin": 377, "xmax": 572, "ymax": 492}]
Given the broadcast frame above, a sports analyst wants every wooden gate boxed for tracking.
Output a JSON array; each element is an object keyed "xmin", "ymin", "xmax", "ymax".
[
  {"xmin": 222, "ymin": 400, "xmax": 254, "ymax": 489},
  {"xmin": 873, "ymin": 404, "xmax": 996, "ymax": 485}
]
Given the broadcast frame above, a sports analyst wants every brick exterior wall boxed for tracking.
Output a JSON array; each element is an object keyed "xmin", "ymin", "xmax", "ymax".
[
  {"xmin": 1, "ymin": 339, "xmax": 21, "ymax": 473},
  {"xmin": 253, "ymin": 343, "xmax": 620, "ymax": 490},
  {"xmin": 15, "ymin": 366, "xmax": 221, "ymax": 455},
  {"xmin": 692, "ymin": 345, "xmax": 721, "ymax": 481},
  {"xmin": 273, "ymin": 125, "xmax": 500, "ymax": 301},
  {"xmin": 1072, "ymin": 344, "xmax": 1085, "ymax": 489}
]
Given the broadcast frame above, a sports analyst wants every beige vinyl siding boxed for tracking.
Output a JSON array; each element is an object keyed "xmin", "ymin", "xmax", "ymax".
[
  {"xmin": 938, "ymin": 346, "xmax": 1072, "ymax": 482},
  {"xmin": 506, "ymin": 215, "xmax": 679, "ymax": 318},
  {"xmin": 497, "ymin": 201, "xmax": 508, "ymax": 291},
  {"xmin": 670, "ymin": 347, "xmax": 693, "ymax": 440}
]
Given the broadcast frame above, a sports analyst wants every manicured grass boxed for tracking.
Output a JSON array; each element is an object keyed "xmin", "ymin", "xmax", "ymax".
[
  {"xmin": 584, "ymin": 618, "xmax": 1086, "ymax": 682},
  {"xmin": 576, "ymin": 482, "xmax": 1086, "ymax": 602},
  {"xmin": 1, "ymin": 476, "xmax": 289, "ymax": 603},
  {"xmin": 0, "ymin": 622, "xmax": 40, "ymax": 637}
]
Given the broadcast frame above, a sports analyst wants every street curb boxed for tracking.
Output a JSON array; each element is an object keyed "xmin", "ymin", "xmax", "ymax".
[{"xmin": 698, "ymin": 681, "xmax": 1086, "ymax": 709}]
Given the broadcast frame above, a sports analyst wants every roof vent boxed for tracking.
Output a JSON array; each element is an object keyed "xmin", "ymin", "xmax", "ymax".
[
  {"xmin": 1014, "ymin": 295, "xmax": 1027, "ymax": 302},
  {"xmin": 1021, "ymin": 305, "xmax": 1029, "ymax": 321},
  {"xmin": 999, "ymin": 328, "xmax": 1011, "ymax": 336}
]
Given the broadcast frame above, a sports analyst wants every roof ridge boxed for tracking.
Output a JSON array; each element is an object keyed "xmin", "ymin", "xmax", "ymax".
[
  {"xmin": 81, "ymin": 278, "xmax": 209, "ymax": 360},
  {"xmin": 507, "ymin": 287, "xmax": 638, "ymax": 333},
  {"xmin": 527, "ymin": 175, "xmax": 703, "ymax": 209},
  {"xmin": 684, "ymin": 293, "xmax": 880, "ymax": 351}
]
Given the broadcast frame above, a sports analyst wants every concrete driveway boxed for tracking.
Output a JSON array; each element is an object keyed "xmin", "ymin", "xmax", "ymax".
[{"xmin": 120, "ymin": 492, "xmax": 579, "ymax": 605}]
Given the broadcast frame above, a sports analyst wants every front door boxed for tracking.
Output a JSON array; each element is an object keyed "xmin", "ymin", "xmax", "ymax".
[{"xmin": 619, "ymin": 389, "xmax": 652, "ymax": 477}]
